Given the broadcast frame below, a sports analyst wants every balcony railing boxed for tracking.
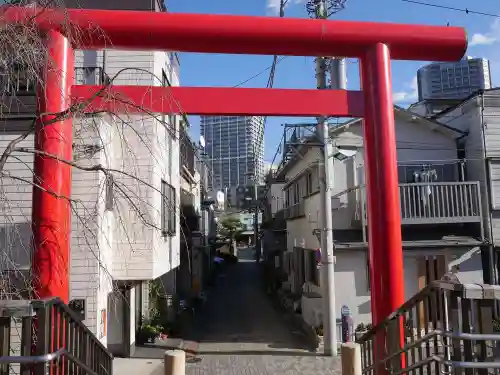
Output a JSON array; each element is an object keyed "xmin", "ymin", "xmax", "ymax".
[
  {"xmin": 74, "ymin": 66, "xmax": 110, "ymax": 85},
  {"xmin": 0, "ymin": 71, "xmax": 36, "ymax": 94},
  {"xmin": 0, "ymin": 66, "xmax": 109, "ymax": 96},
  {"xmin": 284, "ymin": 201, "xmax": 305, "ymax": 220},
  {"xmin": 334, "ymin": 181, "xmax": 482, "ymax": 226},
  {"xmin": 180, "ymin": 126, "xmax": 196, "ymax": 177}
]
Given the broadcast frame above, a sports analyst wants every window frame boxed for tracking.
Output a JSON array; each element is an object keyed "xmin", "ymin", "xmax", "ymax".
[
  {"xmin": 105, "ymin": 174, "xmax": 114, "ymax": 211},
  {"xmin": 161, "ymin": 180, "xmax": 176, "ymax": 237}
]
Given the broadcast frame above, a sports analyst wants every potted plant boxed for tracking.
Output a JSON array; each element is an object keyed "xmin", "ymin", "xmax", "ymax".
[
  {"xmin": 136, "ymin": 322, "xmax": 163, "ymax": 345},
  {"xmin": 355, "ymin": 323, "xmax": 372, "ymax": 341},
  {"xmin": 315, "ymin": 324, "xmax": 324, "ymax": 347}
]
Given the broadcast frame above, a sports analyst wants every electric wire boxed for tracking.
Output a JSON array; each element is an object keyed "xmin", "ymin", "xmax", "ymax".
[{"xmin": 401, "ymin": 0, "xmax": 500, "ymax": 18}]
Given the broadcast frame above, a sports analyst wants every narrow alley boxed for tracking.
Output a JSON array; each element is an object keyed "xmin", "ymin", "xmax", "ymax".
[
  {"xmin": 119, "ymin": 248, "xmax": 342, "ymax": 375},
  {"xmin": 181, "ymin": 247, "xmax": 310, "ymax": 355}
]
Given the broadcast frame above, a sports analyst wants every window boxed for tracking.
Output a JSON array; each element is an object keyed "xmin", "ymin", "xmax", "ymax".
[
  {"xmin": 105, "ymin": 175, "xmax": 114, "ymax": 211},
  {"xmin": 293, "ymin": 183, "xmax": 300, "ymax": 204},
  {"xmin": 306, "ymin": 249, "xmax": 320, "ymax": 286},
  {"xmin": 161, "ymin": 180, "xmax": 176, "ymax": 237},
  {"xmin": 306, "ymin": 172, "xmax": 313, "ymax": 196}
]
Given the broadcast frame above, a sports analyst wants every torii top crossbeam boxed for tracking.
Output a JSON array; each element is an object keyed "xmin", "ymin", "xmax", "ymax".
[{"xmin": 5, "ymin": 7, "xmax": 466, "ymax": 60}]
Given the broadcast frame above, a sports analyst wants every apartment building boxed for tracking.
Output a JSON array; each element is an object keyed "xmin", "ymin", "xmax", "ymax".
[
  {"xmin": 269, "ymin": 107, "xmax": 485, "ymax": 328},
  {"xmin": 200, "ymin": 116, "xmax": 265, "ymax": 190},
  {"xmin": 0, "ymin": 0, "xmax": 182, "ymax": 357},
  {"xmin": 417, "ymin": 57, "xmax": 492, "ymax": 101},
  {"xmin": 432, "ymin": 88, "xmax": 500, "ymax": 285}
]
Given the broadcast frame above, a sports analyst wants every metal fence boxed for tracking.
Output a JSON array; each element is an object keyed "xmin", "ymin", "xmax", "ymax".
[
  {"xmin": 0, "ymin": 298, "xmax": 113, "ymax": 375},
  {"xmin": 0, "ymin": 66, "xmax": 109, "ymax": 95},
  {"xmin": 74, "ymin": 67, "xmax": 110, "ymax": 86},
  {"xmin": 356, "ymin": 280, "xmax": 500, "ymax": 375},
  {"xmin": 0, "ymin": 71, "xmax": 36, "ymax": 94}
]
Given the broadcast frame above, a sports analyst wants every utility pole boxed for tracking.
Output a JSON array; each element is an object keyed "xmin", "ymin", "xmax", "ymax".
[
  {"xmin": 253, "ymin": 180, "xmax": 259, "ymax": 260},
  {"xmin": 330, "ymin": 57, "xmax": 347, "ymax": 90},
  {"xmin": 314, "ymin": 0, "xmax": 337, "ymax": 357}
]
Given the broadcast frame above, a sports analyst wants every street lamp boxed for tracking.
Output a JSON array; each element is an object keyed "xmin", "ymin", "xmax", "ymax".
[{"xmin": 332, "ymin": 147, "xmax": 357, "ymax": 161}]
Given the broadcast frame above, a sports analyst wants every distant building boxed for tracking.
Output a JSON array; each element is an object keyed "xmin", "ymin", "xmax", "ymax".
[
  {"xmin": 200, "ymin": 116, "xmax": 265, "ymax": 190},
  {"xmin": 417, "ymin": 57, "xmax": 492, "ymax": 101}
]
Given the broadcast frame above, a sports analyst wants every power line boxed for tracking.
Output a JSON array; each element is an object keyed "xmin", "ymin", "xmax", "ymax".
[
  {"xmin": 402, "ymin": 0, "xmax": 500, "ymax": 18},
  {"xmin": 232, "ymin": 56, "xmax": 287, "ymax": 88}
]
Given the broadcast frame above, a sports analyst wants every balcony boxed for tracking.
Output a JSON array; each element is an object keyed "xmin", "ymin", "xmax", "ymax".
[
  {"xmin": 1, "ymin": 67, "xmax": 108, "ymax": 118},
  {"xmin": 334, "ymin": 181, "xmax": 482, "ymax": 226},
  {"xmin": 180, "ymin": 125, "xmax": 196, "ymax": 178}
]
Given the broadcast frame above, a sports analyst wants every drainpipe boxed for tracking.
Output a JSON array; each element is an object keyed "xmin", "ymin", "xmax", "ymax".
[{"xmin": 479, "ymin": 93, "xmax": 497, "ymax": 286}]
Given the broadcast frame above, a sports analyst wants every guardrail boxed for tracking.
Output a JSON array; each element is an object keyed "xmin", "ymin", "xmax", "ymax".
[
  {"xmin": 0, "ymin": 298, "xmax": 113, "ymax": 375},
  {"xmin": 356, "ymin": 280, "xmax": 500, "ymax": 375}
]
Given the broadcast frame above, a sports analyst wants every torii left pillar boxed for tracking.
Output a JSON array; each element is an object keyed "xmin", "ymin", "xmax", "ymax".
[{"xmin": 32, "ymin": 29, "xmax": 74, "ymax": 303}]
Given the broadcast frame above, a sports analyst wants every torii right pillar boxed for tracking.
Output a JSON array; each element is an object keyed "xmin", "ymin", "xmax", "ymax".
[
  {"xmin": 361, "ymin": 43, "xmax": 405, "ymax": 326},
  {"xmin": 361, "ymin": 43, "xmax": 406, "ymax": 371}
]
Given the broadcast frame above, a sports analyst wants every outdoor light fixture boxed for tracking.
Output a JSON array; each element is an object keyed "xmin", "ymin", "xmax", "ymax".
[{"xmin": 333, "ymin": 147, "xmax": 357, "ymax": 161}]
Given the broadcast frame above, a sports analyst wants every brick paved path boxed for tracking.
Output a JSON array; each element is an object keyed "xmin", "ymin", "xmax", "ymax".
[{"xmin": 181, "ymin": 248, "xmax": 342, "ymax": 375}]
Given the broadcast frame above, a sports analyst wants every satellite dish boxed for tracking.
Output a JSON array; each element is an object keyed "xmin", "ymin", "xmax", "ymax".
[{"xmin": 199, "ymin": 135, "xmax": 206, "ymax": 148}]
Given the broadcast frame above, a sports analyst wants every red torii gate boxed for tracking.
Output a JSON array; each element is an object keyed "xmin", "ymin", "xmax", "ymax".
[{"xmin": 3, "ymin": 7, "xmax": 466, "ymax": 326}]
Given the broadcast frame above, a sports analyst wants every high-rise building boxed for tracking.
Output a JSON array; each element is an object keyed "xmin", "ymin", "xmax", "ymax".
[
  {"xmin": 417, "ymin": 57, "xmax": 492, "ymax": 101},
  {"xmin": 201, "ymin": 116, "xmax": 265, "ymax": 190}
]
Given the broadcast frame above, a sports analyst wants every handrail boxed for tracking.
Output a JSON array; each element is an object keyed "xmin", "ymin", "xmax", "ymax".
[
  {"xmin": 32, "ymin": 298, "xmax": 112, "ymax": 356},
  {"xmin": 356, "ymin": 280, "xmax": 454, "ymax": 341},
  {"xmin": 360, "ymin": 328, "xmax": 500, "ymax": 374},
  {"xmin": 0, "ymin": 348, "xmax": 106, "ymax": 375},
  {"xmin": 0, "ymin": 348, "xmax": 64, "ymax": 364},
  {"xmin": 357, "ymin": 280, "xmax": 500, "ymax": 375}
]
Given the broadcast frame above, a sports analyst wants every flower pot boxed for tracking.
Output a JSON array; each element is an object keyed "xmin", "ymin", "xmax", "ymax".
[
  {"xmin": 136, "ymin": 331, "xmax": 158, "ymax": 346},
  {"xmin": 355, "ymin": 331, "xmax": 368, "ymax": 341}
]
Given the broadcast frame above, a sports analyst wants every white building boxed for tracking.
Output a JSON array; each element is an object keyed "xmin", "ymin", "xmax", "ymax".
[
  {"xmin": 433, "ymin": 88, "xmax": 500, "ymax": 281},
  {"xmin": 272, "ymin": 107, "xmax": 485, "ymax": 329},
  {"xmin": 417, "ymin": 57, "xmax": 492, "ymax": 101},
  {"xmin": 0, "ymin": 5, "xmax": 182, "ymax": 358}
]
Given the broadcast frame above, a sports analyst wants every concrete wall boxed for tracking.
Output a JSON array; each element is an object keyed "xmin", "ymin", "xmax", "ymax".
[{"xmin": 301, "ymin": 249, "xmax": 483, "ymax": 327}]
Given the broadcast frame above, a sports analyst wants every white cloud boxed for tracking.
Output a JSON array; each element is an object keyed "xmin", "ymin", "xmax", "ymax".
[
  {"xmin": 470, "ymin": 19, "xmax": 500, "ymax": 46},
  {"xmin": 266, "ymin": 0, "xmax": 306, "ymax": 15},
  {"xmin": 266, "ymin": 0, "xmax": 281, "ymax": 13},
  {"xmin": 470, "ymin": 33, "xmax": 496, "ymax": 46},
  {"xmin": 393, "ymin": 76, "xmax": 418, "ymax": 104}
]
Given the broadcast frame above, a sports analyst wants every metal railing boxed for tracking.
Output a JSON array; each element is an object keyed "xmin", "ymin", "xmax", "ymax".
[
  {"xmin": 335, "ymin": 181, "xmax": 482, "ymax": 226},
  {"xmin": 74, "ymin": 67, "xmax": 110, "ymax": 86},
  {"xmin": 0, "ymin": 298, "xmax": 113, "ymax": 375},
  {"xmin": 356, "ymin": 280, "xmax": 500, "ymax": 375},
  {"xmin": 0, "ymin": 71, "xmax": 36, "ymax": 94},
  {"xmin": 179, "ymin": 126, "xmax": 196, "ymax": 177},
  {"xmin": 0, "ymin": 66, "xmax": 109, "ymax": 96}
]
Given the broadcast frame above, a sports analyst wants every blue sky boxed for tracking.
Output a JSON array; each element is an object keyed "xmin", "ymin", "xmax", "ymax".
[{"xmin": 167, "ymin": 0, "xmax": 500, "ymax": 165}]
